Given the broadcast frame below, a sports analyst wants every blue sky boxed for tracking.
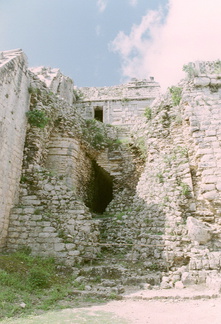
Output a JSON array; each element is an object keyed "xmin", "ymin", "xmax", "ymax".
[
  {"xmin": 0, "ymin": 0, "xmax": 221, "ymax": 89},
  {"xmin": 0, "ymin": 0, "xmax": 168, "ymax": 86}
]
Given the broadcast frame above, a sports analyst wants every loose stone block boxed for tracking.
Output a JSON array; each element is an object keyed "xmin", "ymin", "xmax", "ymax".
[{"xmin": 187, "ymin": 217, "xmax": 212, "ymax": 244}]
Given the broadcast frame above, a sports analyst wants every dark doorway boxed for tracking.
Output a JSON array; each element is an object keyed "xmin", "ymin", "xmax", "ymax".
[
  {"xmin": 86, "ymin": 161, "xmax": 113, "ymax": 214},
  {"xmin": 94, "ymin": 107, "xmax": 103, "ymax": 122}
]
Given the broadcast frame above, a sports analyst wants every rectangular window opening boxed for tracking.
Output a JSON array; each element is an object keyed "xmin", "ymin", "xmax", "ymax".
[{"xmin": 94, "ymin": 107, "xmax": 103, "ymax": 122}]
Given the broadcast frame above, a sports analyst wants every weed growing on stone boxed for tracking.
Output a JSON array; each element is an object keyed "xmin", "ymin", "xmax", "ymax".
[
  {"xmin": 135, "ymin": 136, "xmax": 146, "ymax": 159},
  {"xmin": 72, "ymin": 281, "xmax": 85, "ymax": 291},
  {"xmin": 148, "ymin": 263, "xmax": 159, "ymax": 271},
  {"xmin": 180, "ymin": 182, "xmax": 191, "ymax": 197},
  {"xmin": 121, "ymin": 97, "xmax": 129, "ymax": 103},
  {"xmin": 172, "ymin": 113, "xmax": 183, "ymax": 125},
  {"xmin": 26, "ymin": 110, "xmax": 49, "ymax": 128},
  {"xmin": 182, "ymin": 64, "xmax": 198, "ymax": 78},
  {"xmin": 73, "ymin": 89, "xmax": 84, "ymax": 101},
  {"xmin": 214, "ymin": 59, "xmax": 221, "ymax": 74},
  {"xmin": 163, "ymin": 153, "xmax": 176, "ymax": 166},
  {"xmin": 115, "ymin": 212, "xmax": 125, "ymax": 220},
  {"xmin": 144, "ymin": 106, "xmax": 152, "ymax": 120},
  {"xmin": 169, "ymin": 86, "xmax": 182, "ymax": 106},
  {"xmin": 156, "ymin": 172, "xmax": 164, "ymax": 183},
  {"xmin": 163, "ymin": 196, "xmax": 170, "ymax": 203},
  {"xmin": 34, "ymin": 208, "xmax": 41, "ymax": 215},
  {"xmin": 28, "ymin": 86, "xmax": 41, "ymax": 96},
  {"xmin": 144, "ymin": 218, "xmax": 152, "ymax": 225},
  {"xmin": 84, "ymin": 119, "xmax": 115, "ymax": 149},
  {"xmin": 174, "ymin": 146, "xmax": 188, "ymax": 158}
]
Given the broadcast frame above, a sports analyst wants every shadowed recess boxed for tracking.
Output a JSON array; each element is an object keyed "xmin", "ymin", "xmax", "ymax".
[{"xmin": 87, "ymin": 161, "xmax": 113, "ymax": 214}]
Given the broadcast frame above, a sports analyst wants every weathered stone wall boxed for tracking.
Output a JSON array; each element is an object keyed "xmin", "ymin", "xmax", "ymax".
[
  {"xmin": 97, "ymin": 64, "xmax": 221, "ymax": 285},
  {"xmin": 75, "ymin": 78, "xmax": 160, "ymax": 127},
  {"xmin": 0, "ymin": 49, "xmax": 30, "ymax": 248},
  {"xmin": 182, "ymin": 63, "xmax": 221, "ymax": 221},
  {"xmin": 7, "ymin": 166, "xmax": 100, "ymax": 265},
  {"xmin": 4, "ymin": 66, "xmax": 140, "ymax": 264},
  {"xmin": 30, "ymin": 66, "xmax": 75, "ymax": 105},
  {"xmin": 2, "ymin": 51, "xmax": 221, "ymax": 285}
]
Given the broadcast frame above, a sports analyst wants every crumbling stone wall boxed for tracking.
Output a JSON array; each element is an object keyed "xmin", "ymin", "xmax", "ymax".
[
  {"xmin": 2, "ymin": 49, "xmax": 221, "ymax": 284},
  {"xmin": 0, "ymin": 49, "xmax": 30, "ymax": 248},
  {"xmin": 75, "ymin": 78, "xmax": 160, "ymax": 127},
  {"xmin": 97, "ymin": 63, "xmax": 221, "ymax": 285},
  {"xmin": 182, "ymin": 61, "xmax": 221, "ymax": 221},
  {"xmin": 30, "ymin": 66, "xmax": 75, "ymax": 105},
  {"xmin": 4, "ymin": 61, "xmax": 140, "ymax": 264}
]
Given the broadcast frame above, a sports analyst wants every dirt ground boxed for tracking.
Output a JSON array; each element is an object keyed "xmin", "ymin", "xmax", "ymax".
[{"xmin": 2, "ymin": 288, "xmax": 221, "ymax": 324}]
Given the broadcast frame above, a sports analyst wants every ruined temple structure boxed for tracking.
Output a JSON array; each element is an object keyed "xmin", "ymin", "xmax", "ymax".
[{"xmin": 1, "ymin": 48, "xmax": 221, "ymax": 291}]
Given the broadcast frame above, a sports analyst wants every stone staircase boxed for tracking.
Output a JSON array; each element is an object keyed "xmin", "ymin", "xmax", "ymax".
[{"xmin": 70, "ymin": 260, "xmax": 162, "ymax": 298}]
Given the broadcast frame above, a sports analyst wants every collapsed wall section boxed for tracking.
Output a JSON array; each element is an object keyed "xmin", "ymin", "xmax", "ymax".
[
  {"xmin": 0, "ymin": 49, "xmax": 30, "ymax": 248},
  {"xmin": 30, "ymin": 66, "xmax": 74, "ymax": 105}
]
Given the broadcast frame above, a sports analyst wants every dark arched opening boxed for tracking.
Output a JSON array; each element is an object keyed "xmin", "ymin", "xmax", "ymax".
[{"xmin": 86, "ymin": 161, "xmax": 113, "ymax": 214}]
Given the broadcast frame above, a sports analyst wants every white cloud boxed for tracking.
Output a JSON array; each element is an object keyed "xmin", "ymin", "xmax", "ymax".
[
  {"xmin": 97, "ymin": 0, "xmax": 108, "ymax": 13},
  {"xmin": 129, "ymin": 0, "xmax": 138, "ymax": 7},
  {"xmin": 110, "ymin": 0, "xmax": 221, "ymax": 91}
]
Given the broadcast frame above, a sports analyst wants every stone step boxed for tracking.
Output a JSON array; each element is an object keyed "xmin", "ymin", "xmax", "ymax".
[{"xmin": 123, "ymin": 285, "xmax": 220, "ymax": 301}]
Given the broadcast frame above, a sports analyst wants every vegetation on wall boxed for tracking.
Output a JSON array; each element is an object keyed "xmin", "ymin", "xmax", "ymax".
[
  {"xmin": 144, "ymin": 106, "xmax": 152, "ymax": 120},
  {"xmin": 169, "ymin": 86, "xmax": 182, "ymax": 106},
  {"xmin": 28, "ymin": 86, "xmax": 41, "ymax": 96},
  {"xmin": 73, "ymin": 88, "xmax": 84, "ymax": 101},
  {"xmin": 83, "ymin": 119, "xmax": 120, "ymax": 150},
  {"xmin": 182, "ymin": 64, "xmax": 198, "ymax": 78},
  {"xmin": 26, "ymin": 110, "xmax": 50, "ymax": 128}
]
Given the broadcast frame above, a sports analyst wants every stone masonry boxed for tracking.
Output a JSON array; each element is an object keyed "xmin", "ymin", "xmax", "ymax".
[
  {"xmin": 1, "ymin": 49, "xmax": 221, "ymax": 288},
  {"xmin": 0, "ymin": 49, "xmax": 30, "ymax": 247}
]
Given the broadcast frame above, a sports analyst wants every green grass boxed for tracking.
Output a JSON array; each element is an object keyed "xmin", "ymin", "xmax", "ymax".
[{"xmin": 0, "ymin": 250, "xmax": 103, "ymax": 321}]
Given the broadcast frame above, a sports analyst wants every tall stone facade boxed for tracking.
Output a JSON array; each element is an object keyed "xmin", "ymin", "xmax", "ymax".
[
  {"xmin": 1, "ymin": 49, "xmax": 221, "ymax": 286},
  {"xmin": 0, "ymin": 49, "xmax": 30, "ymax": 247}
]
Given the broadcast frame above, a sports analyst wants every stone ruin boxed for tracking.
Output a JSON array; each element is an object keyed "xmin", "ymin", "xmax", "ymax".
[{"xmin": 1, "ymin": 48, "xmax": 221, "ymax": 292}]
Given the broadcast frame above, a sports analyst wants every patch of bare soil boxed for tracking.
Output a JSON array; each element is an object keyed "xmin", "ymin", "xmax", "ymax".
[{"xmin": 2, "ymin": 287, "xmax": 221, "ymax": 324}]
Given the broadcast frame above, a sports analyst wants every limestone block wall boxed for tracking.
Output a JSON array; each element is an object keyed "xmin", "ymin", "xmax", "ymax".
[
  {"xmin": 6, "ymin": 167, "xmax": 100, "ymax": 265},
  {"xmin": 75, "ymin": 78, "xmax": 160, "ymax": 127},
  {"xmin": 0, "ymin": 49, "xmax": 30, "ymax": 248},
  {"xmin": 100, "ymin": 96, "xmax": 195, "ymax": 268},
  {"xmin": 182, "ymin": 65, "xmax": 221, "ymax": 222},
  {"xmin": 4, "ymin": 74, "xmax": 101, "ymax": 263},
  {"xmin": 45, "ymin": 135, "xmax": 95, "ymax": 202}
]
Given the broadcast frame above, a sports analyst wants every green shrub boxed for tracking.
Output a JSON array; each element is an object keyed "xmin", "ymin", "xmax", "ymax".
[
  {"xmin": 169, "ymin": 86, "xmax": 182, "ymax": 106},
  {"xmin": 182, "ymin": 64, "xmax": 198, "ymax": 78},
  {"xmin": 84, "ymin": 119, "xmax": 120, "ymax": 150},
  {"xmin": 144, "ymin": 107, "xmax": 152, "ymax": 120},
  {"xmin": 26, "ymin": 110, "xmax": 49, "ymax": 128},
  {"xmin": 73, "ymin": 89, "xmax": 84, "ymax": 101},
  {"xmin": 28, "ymin": 87, "xmax": 41, "ymax": 95}
]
